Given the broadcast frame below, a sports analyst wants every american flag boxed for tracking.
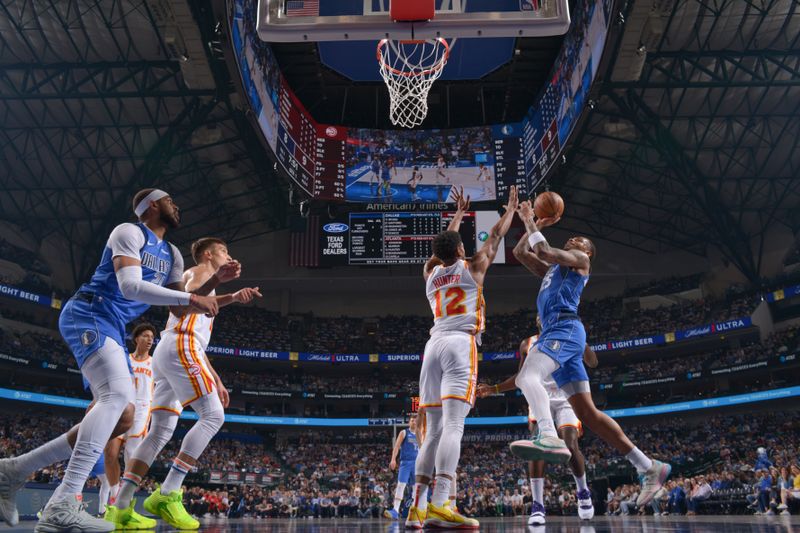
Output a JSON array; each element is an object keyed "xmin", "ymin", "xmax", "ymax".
[
  {"xmin": 285, "ymin": 0, "xmax": 319, "ymax": 17},
  {"xmin": 289, "ymin": 215, "xmax": 320, "ymax": 267}
]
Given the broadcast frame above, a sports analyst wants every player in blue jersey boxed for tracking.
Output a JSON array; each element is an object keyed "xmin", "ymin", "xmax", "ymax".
[
  {"xmin": 0, "ymin": 189, "xmax": 233, "ymax": 532},
  {"xmin": 507, "ymin": 200, "xmax": 671, "ymax": 509},
  {"xmin": 384, "ymin": 413, "xmax": 420, "ymax": 520}
]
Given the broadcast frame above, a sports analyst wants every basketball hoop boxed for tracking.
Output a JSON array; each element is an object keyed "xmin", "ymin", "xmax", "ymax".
[{"xmin": 377, "ymin": 38, "xmax": 450, "ymax": 129}]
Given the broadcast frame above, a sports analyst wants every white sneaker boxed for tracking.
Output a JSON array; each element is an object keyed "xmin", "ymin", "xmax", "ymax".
[
  {"xmin": 0, "ymin": 459, "xmax": 27, "ymax": 527},
  {"xmin": 777, "ymin": 503, "xmax": 788, "ymax": 510},
  {"xmin": 510, "ymin": 436, "xmax": 572, "ymax": 464},
  {"xmin": 780, "ymin": 510, "xmax": 790, "ymax": 516},
  {"xmin": 576, "ymin": 489, "xmax": 594, "ymax": 520},
  {"xmin": 34, "ymin": 495, "xmax": 115, "ymax": 533},
  {"xmin": 528, "ymin": 501, "xmax": 546, "ymax": 526},
  {"xmin": 636, "ymin": 460, "xmax": 672, "ymax": 506}
]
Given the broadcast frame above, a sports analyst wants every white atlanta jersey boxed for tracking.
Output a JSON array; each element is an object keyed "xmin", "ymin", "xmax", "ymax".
[
  {"xmin": 164, "ymin": 294, "xmax": 215, "ymax": 350},
  {"xmin": 426, "ymin": 260, "xmax": 485, "ymax": 338},
  {"xmin": 130, "ymin": 354, "xmax": 154, "ymax": 404}
]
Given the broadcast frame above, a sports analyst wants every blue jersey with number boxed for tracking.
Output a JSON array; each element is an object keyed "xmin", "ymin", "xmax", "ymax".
[
  {"xmin": 537, "ymin": 264, "xmax": 588, "ymax": 333},
  {"xmin": 79, "ymin": 223, "xmax": 175, "ymax": 328},
  {"xmin": 399, "ymin": 430, "xmax": 419, "ymax": 462}
]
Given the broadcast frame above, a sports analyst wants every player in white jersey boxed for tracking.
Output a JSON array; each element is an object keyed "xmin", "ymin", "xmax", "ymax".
[
  {"xmin": 101, "ymin": 323, "xmax": 156, "ymax": 510},
  {"xmin": 406, "ymin": 186, "xmax": 518, "ymax": 530},
  {"xmin": 477, "ymin": 318, "xmax": 598, "ymax": 525},
  {"xmin": 435, "ymin": 156, "xmax": 449, "ymax": 202},
  {"xmin": 108, "ymin": 237, "xmax": 261, "ymax": 530},
  {"xmin": 476, "ymin": 163, "xmax": 493, "ymax": 198}
]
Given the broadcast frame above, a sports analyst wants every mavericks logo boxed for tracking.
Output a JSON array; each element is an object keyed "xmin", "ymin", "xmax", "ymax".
[{"xmin": 323, "ymin": 223, "xmax": 349, "ymax": 234}]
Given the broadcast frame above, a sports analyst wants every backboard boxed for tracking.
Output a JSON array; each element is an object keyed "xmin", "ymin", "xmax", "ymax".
[{"xmin": 257, "ymin": 0, "xmax": 571, "ymax": 42}]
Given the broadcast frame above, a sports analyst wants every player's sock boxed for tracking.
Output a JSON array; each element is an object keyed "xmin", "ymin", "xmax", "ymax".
[
  {"xmin": 412, "ymin": 483, "xmax": 429, "ymax": 512},
  {"xmin": 115, "ymin": 472, "xmax": 142, "ymax": 509},
  {"xmin": 109, "ymin": 483, "xmax": 119, "ymax": 505},
  {"xmin": 97, "ymin": 473, "xmax": 110, "ymax": 514},
  {"xmin": 625, "ymin": 447, "xmax": 653, "ymax": 474},
  {"xmin": 393, "ymin": 482, "xmax": 406, "ymax": 512},
  {"xmin": 431, "ymin": 475, "xmax": 451, "ymax": 507},
  {"xmin": 50, "ymin": 358, "xmax": 133, "ymax": 504},
  {"xmin": 8, "ymin": 433, "xmax": 71, "ymax": 477},
  {"xmin": 532, "ymin": 478, "xmax": 544, "ymax": 504},
  {"xmin": 449, "ymin": 478, "xmax": 457, "ymax": 507},
  {"xmin": 573, "ymin": 473, "xmax": 588, "ymax": 492},
  {"xmin": 161, "ymin": 458, "xmax": 192, "ymax": 494}
]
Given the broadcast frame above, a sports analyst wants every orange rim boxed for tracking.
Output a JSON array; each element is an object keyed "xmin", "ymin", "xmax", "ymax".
[{"xmin": 376, "ymin": 38, "xmax": 450, "ymax": 78}]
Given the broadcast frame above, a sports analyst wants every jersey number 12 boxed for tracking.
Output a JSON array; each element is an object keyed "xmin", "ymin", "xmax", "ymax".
[{"xmin": 434, "ymin": 287, "xmax": 467, "ymax": 318}]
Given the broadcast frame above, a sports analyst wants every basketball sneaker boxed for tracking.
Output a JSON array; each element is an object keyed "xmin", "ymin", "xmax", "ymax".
[
  {"xmin": 577, "ymin": 489, "xmax": 594, "ymax": 520},
  {"xmin": 104, "ymin": 499, "xmax": 157, "ymax": 530},
  {"xmin": 404, "ymin": 506, "xmax": 425, "ymax": 530},
  {"xmin": 528, "ymin": 501, "xmax": 545, "ymax": 526},
  {"xmin": 143, "ymin": 486, "xmax": 199, "ymax": 530},
  {"xmin": 0, "ymin": 459, "xmax": 26, "ymax": 526},
  {"xmin": 34, "ymin": 495, "xmax": 115, "ymax": 533},
  {"xmin": 636, "ymin": 460, "xmax": 672, "ymax": 506},
  {"xmin": 777, "ymin": 503, "xmax": 788, "ymax": 510},
  {"xmin": 423, "ymin": 502, "xmax": 479, "ymax": 529},
  {"xmin": 383, "ymin": 508, "xmax": 399, "ymax": 520},
  {"xmin": 509, "ymin": 436, "xmax": 572, "ymax": 464}
]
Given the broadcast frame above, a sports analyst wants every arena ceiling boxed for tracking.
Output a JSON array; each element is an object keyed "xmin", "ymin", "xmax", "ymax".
[{"xmin": 0, "ymin": 0, "xmax": 798, "ymax": 286}]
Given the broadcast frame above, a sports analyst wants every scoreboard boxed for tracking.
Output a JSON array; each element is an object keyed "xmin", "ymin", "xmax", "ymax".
[
  {"xmin": 276, "ymin": 78, "xmax": 346, "ymax": 201},
  {"xmin": 318, "ymin": 211, "xmax": 506, "ymax": 267},
  {"xmin": 348, "ymin": 212, "xmax": 478, "ymax": 265}
]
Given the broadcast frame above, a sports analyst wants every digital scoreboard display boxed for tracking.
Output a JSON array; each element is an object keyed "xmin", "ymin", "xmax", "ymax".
[
  {"xmin": 348, "ymin": 212, "xmax": 478, "ymax": 265},
  {"xmin": 318, "ymin": 211, "xmax": 506, "ymax": 266}
]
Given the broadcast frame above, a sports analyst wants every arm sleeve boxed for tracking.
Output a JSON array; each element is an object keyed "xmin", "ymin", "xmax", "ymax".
[
  {"xmin": 166, "ymin": 244, "xmax": 185, "ymax": 285},
  {"xmin": 116, "ymin": 266, "xmax": 192, "ymax": 306},
  {"xmin": 108, "ymin": 223, "xmax": 146, "ymax": 260}
]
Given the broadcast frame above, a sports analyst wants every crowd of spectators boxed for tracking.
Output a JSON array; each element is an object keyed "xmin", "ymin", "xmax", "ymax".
[
  {"xmin": 4, "ymin": 406, "xmax": 800, "ymax": 517},
  {"xmin": 622, "ymin": 274, "xmax": 705, "ymax": 298},
  {"xmin": 0, "ymin": 238, "xmax": 50, "ymax": 275}
]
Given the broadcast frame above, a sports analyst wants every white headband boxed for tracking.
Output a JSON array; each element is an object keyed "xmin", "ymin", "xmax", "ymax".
[{"xmin": 134, "ymin": 189, "xmax": 169, "ymax": 217}]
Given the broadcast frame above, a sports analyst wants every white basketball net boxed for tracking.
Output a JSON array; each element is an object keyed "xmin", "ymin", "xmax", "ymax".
[{"xmin": 377, "ymin": 38, "xmax": 450, "ymax": 129}]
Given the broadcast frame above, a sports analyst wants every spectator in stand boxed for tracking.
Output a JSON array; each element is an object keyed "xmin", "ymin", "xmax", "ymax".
[
  {"xmin": 668, "ymin": 480, "xmax": 686, "ymax": 515},
  {"xmin": 686, "ymin": 475, "xmax": 712, "ymax": 515},
  {"xmin": 778, "ymin": 464, "xmax": 800, "ymax": 515}
]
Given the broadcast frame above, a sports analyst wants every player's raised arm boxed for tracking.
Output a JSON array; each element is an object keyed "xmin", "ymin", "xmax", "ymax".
[
  {"xmin": 517, "ymin": 200, "xmax": 592, "ymax": 273},
  {"xmin": 470, "ymin": 185, "xmax": 519, "ymax": 277},
  {"xmin": 424, "ymin": 187, "xmax": 469, "ymax": 280},
  {"xmin": 513, "ymin": 230, "xmax": 550, "ymax": 278}
]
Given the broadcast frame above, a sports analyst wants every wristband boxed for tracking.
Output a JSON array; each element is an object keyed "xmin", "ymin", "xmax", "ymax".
[{"xmin": 528, "ymin": 231, "xmax": 547, "ymax": 249}]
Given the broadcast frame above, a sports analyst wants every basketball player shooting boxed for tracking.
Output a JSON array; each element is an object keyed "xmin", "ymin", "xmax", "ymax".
[
  {"xmin": 406, "ymin": 185, "xmax": 518, "ymax": 530},
  {"xmin": 508, "ymin": 199, "xmax": 671, "ymax": 508}
]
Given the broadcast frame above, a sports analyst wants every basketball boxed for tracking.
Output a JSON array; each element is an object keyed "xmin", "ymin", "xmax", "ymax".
[{"xmin": 534, "ymin": 191, "xmax": 564, "ymax": 220}]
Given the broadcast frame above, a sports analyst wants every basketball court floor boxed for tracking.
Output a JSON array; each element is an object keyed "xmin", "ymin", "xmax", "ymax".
[{"xmin": 7, "ymin": 516, "xmax": 800, "ymax": 532}]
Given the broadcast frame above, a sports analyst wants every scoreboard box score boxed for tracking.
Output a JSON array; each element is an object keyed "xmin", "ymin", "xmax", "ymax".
[{"xmin": 318, "ymin": 210, "xmax": 507, "ymax": 267}]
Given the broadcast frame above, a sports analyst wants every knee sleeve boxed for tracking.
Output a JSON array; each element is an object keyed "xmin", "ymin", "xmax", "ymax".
[
  {"xmin": 434, "ymin": 400, "xmax": 470, "ymax": 477},
  {"xmin": 179, "ymin": 393, "xmax": 224, "ymax": 460},
  {"xmin": 415, "ymin": 408, "xmax": 442, "ymax": 478},
  {"xmin": 131, "ymin": 410, "xmax": 178, "ymax": 467}
]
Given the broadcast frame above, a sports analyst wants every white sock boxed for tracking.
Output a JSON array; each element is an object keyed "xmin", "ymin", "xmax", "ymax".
[
  {"xmin": 412, "ymin": 483, "xmax": 429, "ymax": 512},
  {"xmin": 431, "ymin": 475, "xmax": 452, "ymax": 507},
  {"xmin": 625, "ymin": 447, "xmax": 653, "ymax": 473},
  {"xmin": 393, "ymin": 482, "xmax": 406, "ymax": 512},
  {"xmin": 97, "ymin": 473, "xmax": 110, "ymax": 514},
  {"xmin": 161, "ymin": 458, "xmax": 192, "ymax": 494},
  {"xmin": 115, "ymin": 472, "xmax": 142, "ymax": 509},
  {"xmin": 109, "ymin": 483, "xmax": 120, "ymax": 505},
  {"xmin": 9, "ymin": 433, "xmax": 72, "ymax": 477},
  {"xmin": 532, "ymin": 478, "xmax": 544, "ymax": 505},
  {"xmin": 574, "ymin": 473, "xmax": 588, "ymax": 493}
]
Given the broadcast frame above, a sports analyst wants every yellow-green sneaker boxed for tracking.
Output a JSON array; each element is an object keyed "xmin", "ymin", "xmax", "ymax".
[
  {"xmin": 143, "ymin": 487, "xmax": 199, "ymax": 530},
  {"xmin": 104, "ymin": 500, "xmax": 157, "ymax": 530}
]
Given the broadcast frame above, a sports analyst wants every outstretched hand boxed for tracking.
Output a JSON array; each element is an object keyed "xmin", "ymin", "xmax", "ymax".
[
  {"xmin": 535, "ymin": 216, "xmax": 561, "ymax": 229},
  {"xmin": 215, "ymin": 260, "xmax": 241, "ymax": 283},
  {"xmin": 452, "ymin": 186, "xmax": 471, "ymax": 213},
  {"xmin": 476, "ymin": 383, "xmax": 495, "ymax": 399},
  {"xmin": 503, "ymin": 186, "xmax": 519, "ymax": 214},
  {"xmin": 517, "ymin": 200, "xmax": 534, "ymax": 221},
  {"xmin": 232, "ymin": 287, "xmax": 263, "ymax": 304}
]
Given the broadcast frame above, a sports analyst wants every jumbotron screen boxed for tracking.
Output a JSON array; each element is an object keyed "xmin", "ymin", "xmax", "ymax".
[
  {"xmin": 318, "ymin": 210, "xmax": 507, "ymax": 266},
  {"xmin": 230, "ymin": 0, "xmax": 612, "ymax": 203}
]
